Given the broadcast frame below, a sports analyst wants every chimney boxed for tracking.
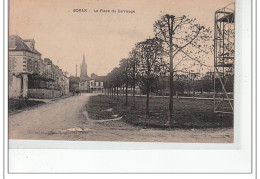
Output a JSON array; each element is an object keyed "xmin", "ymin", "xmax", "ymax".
[
  {"xmin": 24, "ymin": 39, "xmax": 35, "ymax": 51},
  {"xmin": 76, "ymin": 65, "xmax": 78, "ymax": 77}
]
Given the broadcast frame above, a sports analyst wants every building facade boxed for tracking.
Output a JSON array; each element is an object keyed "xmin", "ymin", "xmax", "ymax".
[
  {"xmin": 9, "ymin": 35, "xmax": 42, "ymax": 98},
  {"xmin": 80, "ymin": 54, "xmax": 88, "ymax": 80},
  {"xmin": 89, "ymin": 76, "xmax": 105, "ymax": 93},
  {"xmin": 70, "ymin": 54, "xmax": 105, "ymax": 93},
  {"xmin": 8, "ymin": 35, "xmax": 69, "ymax": 99},
  {"xmin": 78, "ymin": 54, "xmax": 90, "ymax": 92}
]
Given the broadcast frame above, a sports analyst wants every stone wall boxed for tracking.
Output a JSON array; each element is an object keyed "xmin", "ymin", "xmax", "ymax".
[
  {"xmin": 28, "ymin": 89, "xmax": 63, "ymax": 99},
  {"xmin": 9, "ymin": 74, "xmax": 22, "ymax": 98}
]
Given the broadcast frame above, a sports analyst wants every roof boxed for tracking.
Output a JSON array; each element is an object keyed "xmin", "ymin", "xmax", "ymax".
[
  {"xmin": 80, "ymin": 79, "xmax": 89, "ymax": 82},
  {"xmin": 69, "ymin": 76, "xmax": 80, "ymax": 83},
  {"xmin": 63, "ymin": 74, "xmax": 69, "ymax": 78},
  {"xmin": 9, "ymin": 35, "xmax": 41, "ymax": 56},
  {"xmin": 95, "ymin": 76, "xmax": 106, "ymax": 82}
]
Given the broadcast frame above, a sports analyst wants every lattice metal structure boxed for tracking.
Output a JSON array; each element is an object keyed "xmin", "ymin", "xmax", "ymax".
[{"xmin": 214, "ymin": 3, "xmax": 235, "ymax": 113}]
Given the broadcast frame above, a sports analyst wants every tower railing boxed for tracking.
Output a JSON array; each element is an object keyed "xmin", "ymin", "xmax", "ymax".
[{"xmin": 213, "ymin": 2, "xmax": 235, "ymax": 114}]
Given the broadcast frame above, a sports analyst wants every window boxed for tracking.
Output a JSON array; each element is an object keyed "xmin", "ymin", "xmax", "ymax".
[
  {"xmin": 27, "ymin": 59, "xmax": 32, "ymax": 71},
  {"xmin": 9, "ymin": 57, "xmax": 15, "ymax": 69},
  {"xmin": 35, "ymin": 61, "xmax": 38, "ymax": 72}
]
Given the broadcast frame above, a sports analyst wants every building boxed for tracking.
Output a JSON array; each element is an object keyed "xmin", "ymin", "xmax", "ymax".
[
  {"xmin": 9, "ymin": 35, "xmax": 42, "ymax": 98},
  {"xmin": 89, "ymin": 76, "xmax": 105, "ymax": 93},
  {"xmin": 62, "ymin": 72, "xmax": 70, "ymax": 95},
  {"xmin": 79, "ymin": 79, "xmax": 90, "ymax": 92},
  {"xmin": 73, "ymin": 54, "xmax": 105, "ymax": 93},
  {"xmin": 69, "ymin": 76, "xmax": 80, "ymax": 92},
  {"xmin": 80, "ymin": 54, "xmax": 88, "ymax": 80},
  {"xmin": 8, "ymin": 35, "xmax": 69, "ymax": 99},
  {"xmin": 78, "ymin": 54, "xmax": 90, "ymax": 92}
]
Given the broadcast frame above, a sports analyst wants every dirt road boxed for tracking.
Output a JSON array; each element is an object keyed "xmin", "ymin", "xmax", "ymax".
[{"xmin": 8, "ymin": 94, "xmax": 233, "ymax": 143}]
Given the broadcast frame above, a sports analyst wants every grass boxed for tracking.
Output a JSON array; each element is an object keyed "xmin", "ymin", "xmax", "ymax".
[
  {"xmin": 8, "ymin": 98, "xmax": 45, "ymax": 115},
  {"xmin": 87, "ymin": 94, "xmax": 233, "ymax": 129}
]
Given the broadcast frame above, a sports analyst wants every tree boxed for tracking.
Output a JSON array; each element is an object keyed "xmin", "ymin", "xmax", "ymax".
[
  {"xmin": 128, "ymin": 47, "xmax": 140, "ymax": 108},
  {"xmin": 136, "ymin": 37, "xmax": 164, "ymax": 115},
  {"xmin": 119, "ymin": 58, "xmax": 131, "ymax": 106},
  {"xmin": 105, "ymin": 72, "xmax": 113, "ymax": 98},
  {"xmin": 154, "ymin": 14, "xmax": 212, "ymax": 124},
  {"xmin": 201, "ymin": 71, "xmax": 214, "ymax": 93},
  {"xmin": 108, "ymin": 67, "xmax": 121, "ymax": 100}
]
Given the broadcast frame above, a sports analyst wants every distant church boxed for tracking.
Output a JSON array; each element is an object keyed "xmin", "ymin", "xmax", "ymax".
[
  {"xmin": 80, "ymin": 54, "xmax": 88, "ymax": 80},
  {"xmin": 78, "ymin": 54, "xmax": 105, "ymax": 93}
]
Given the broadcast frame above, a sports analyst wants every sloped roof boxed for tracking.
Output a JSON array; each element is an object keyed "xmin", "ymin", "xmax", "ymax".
[
  {"xmin": 9, "ymin": 35, "xmax": 41, "ymax": 56},
  {"xmin": 95, "ymin": 76, "xmax": 106, "ymax": 82}
]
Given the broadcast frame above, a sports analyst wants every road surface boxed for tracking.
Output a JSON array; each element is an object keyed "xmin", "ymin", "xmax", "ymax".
[{"xmin": 9, "ymin": 93, "xmax": 233, "ymax": 143}]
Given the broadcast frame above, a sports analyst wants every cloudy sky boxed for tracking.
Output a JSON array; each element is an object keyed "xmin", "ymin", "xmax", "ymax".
[{"xmin": 10, "ymin": 0, "xmax": 234, "ymax": 76}]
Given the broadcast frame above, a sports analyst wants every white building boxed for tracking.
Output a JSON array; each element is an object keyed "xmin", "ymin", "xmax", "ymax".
[{"xmin": 89, "ymin": 76, "xmax": 105, "ymax": 93}]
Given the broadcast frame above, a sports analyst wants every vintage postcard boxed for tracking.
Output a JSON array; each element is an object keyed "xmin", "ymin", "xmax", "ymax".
[{"xmin": 8, "ymin": 0, "xmax": 235, "ymax": 143}]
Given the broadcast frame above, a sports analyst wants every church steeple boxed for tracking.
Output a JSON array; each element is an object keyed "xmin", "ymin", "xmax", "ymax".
[
  {"xmin": 82, "ymin": 54, "xmax": 86, "ymax": 65},
  {"xmin": 80, "ymin": 54, "xmax": 88, "ymax": 80}
]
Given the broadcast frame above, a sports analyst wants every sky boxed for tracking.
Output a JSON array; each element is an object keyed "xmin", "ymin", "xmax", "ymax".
[{"xmin": 9, "ymin": 0, "xmax": 234, "ymax": 76}]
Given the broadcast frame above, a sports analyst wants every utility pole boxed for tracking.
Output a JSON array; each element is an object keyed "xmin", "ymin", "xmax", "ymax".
[{"xmin": 76, "ymin": 65, "xmax": 77, "ymax": 77}]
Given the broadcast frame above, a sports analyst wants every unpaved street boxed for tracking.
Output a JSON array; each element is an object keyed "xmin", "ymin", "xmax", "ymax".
[{"xmin": 9, "ymin": 94, "xmax": 233, "ymax": 143}]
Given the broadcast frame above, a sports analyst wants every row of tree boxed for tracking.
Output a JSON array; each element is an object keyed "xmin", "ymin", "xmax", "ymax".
[{"xmin": 104, "ymin": 14, "xmax": 213, "ymax": 124}]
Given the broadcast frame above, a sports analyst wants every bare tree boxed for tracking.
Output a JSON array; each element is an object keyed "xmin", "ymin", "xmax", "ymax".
[{"xmin": 154, "ymin": 14, "xmax": 212, "ymax": 124}]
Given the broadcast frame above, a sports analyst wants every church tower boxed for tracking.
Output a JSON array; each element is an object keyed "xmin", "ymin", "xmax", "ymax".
[{"xmin": 80, "ymin": 54, "xmax": 88, "ymax": 80}]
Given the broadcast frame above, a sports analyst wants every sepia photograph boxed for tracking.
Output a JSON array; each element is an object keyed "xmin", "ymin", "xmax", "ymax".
[{"xmin": 8, "ymin": 0, "xmax": 235, "ymax": 143}]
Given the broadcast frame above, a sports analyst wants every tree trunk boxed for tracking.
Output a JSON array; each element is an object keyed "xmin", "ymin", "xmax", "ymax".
[
  {"xmin": 192, "ymin": 81, "xmax": 195, "ymax": 99},
  {"xmin": 114, "ymin": 87, "xmax": 116, "ymax": 100},
  {"xmin": 168, "ymin": 18, "xmax": 174, "ymax": 125},
  {"xmin": 169, "ymin": 57, "xmax": 174, "ymax": 124},
  {"xmin": 146, "ymin": 82, "xmax": 150, "ymax": 115},
  {"xmin": 116, "ymin": 87, "xmax": 119, "ymax": 101},
  {"xmin": 125, "ymin": 82, "xmax": 128, "ymax": 106},
  {"xmin": 133, "ymin": 78, "xmax": 136, "ymax": 109}
]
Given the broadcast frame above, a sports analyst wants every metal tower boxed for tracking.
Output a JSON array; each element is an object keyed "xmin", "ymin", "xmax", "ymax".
[{"xmin": 213, "ymin": 3, "xmax": 235, "ymax": 113}]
